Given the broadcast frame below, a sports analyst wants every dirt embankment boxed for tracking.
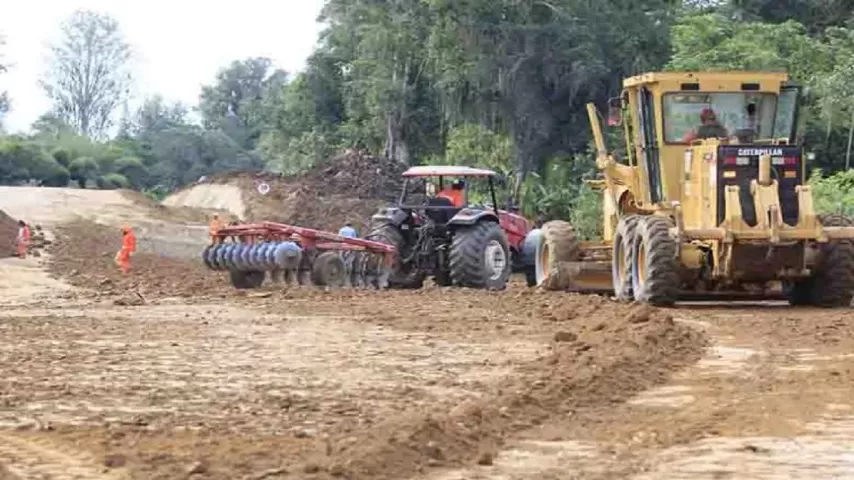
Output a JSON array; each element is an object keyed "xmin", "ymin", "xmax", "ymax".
[
  {"xmin": 165, "ymin": 150, "xmax": 410, "ymax": 234},
  {"xmin": 46, "ymin": 220, "xmax": 230, "ymax": 299},
  {"xmin": 0, "ymin": 210, "xmax": 18, "ymax": 258}
]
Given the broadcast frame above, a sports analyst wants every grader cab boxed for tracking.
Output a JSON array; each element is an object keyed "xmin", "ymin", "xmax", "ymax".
[{"xmin": 535, "ymin": 71, "xmax": 854, "ymax": 307}]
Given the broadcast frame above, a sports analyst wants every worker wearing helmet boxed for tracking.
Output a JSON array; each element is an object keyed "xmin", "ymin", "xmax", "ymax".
[
  {"xmin": 437, "ymin": 179, "xmax": 466, "ymax": 207},
  {"xmin": 209, "ymin": 214, "xmax": 224, "ymax": 244},
  {"xmin": 115, "ymin": 225, "xmax": 137, "ymax": 274},
  {"xmin": 682, "ymin": 108, "xmax": 729, "ymax": 142},
  {"xmin": 16, "ymin": 220, "xmax": 30, "ymax": 258}
]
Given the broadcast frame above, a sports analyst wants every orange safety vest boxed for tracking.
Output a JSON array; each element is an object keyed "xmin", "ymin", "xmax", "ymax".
[
  {"xmin": 438, "ymin": 189, "xmax": 464, "ymax": 207},
  {"xmin": 122, "ymin": 230, "xmax": 136, "ymax": 253},
  {"xmin": 210, "ymin": 219, "xmax": 223, "ymax": 236}
]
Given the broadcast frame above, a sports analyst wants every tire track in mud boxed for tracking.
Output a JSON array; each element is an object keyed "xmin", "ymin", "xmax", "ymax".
[{"xmin": 0, "ymin": 433, "xmax": 123, "ymax": 480}]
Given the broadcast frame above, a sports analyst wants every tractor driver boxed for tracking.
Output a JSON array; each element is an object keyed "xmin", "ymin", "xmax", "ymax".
[
  {"xmin": 437, "ymin": 179, "xmax": 466, "ymax": 208},
  {"xmin": 682, "ymin": 107, "xmax": 729, "ymax": 142}
]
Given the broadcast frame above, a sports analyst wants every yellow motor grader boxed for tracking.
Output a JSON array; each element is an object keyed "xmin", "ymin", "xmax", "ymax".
[{"xmin": 535, "ymin": 71, "xmax": 854, "ymax": 307}]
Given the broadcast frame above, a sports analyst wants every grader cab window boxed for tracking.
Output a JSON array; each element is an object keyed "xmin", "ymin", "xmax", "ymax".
[{"xmin": 663, "ymin": 93, "xmax": 780, "ymax": 144}]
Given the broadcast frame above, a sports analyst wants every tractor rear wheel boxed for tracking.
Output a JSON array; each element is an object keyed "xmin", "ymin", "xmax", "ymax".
[
  {"xmin": 535, "ymin": 220, "xmax": 581, "ymax": 290},
  {"xmin": 631, "ymin": 215, "xmax": 680, "ymax": 306},
  {"xmin": 612, "ymin": 215, "xmax": 641, "ymax": 302},
  {"xmin": 365, "ymin": 224, "xmax": 424, "ymax": 289},
  {"xmin": 787, "ymin": 214, "xmax": 854, "ymax": 307},
  {"xmin": 311, "ymin": 251, "xmax": 346, "ymax": 287},
  {"xmin": 449, "ymin": 221, "xmax": 511, "ymax": 290},
  {"xmin": 229, "ymin": 270, "xmax": 265, "ymax": 289}
]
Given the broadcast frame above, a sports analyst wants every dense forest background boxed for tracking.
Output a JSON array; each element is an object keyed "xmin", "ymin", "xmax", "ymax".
[{"xmin": 2, "ymin": 0, "xmax": 854, "ymax": 235}]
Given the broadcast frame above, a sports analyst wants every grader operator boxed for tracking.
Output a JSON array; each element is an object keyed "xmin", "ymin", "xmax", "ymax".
[{"xmin": 535, "ymin": 71, "xmax": 854, "ymax": 307}]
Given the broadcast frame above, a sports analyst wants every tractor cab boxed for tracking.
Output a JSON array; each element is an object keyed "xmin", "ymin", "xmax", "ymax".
[
  {"xmin": 397, "ymin": 165, "xmax": 499, "ymax": 224},
  {"xmin": 395, "ymin": 165, "xmax": 530, "ymax": 242},
  {"xmin": 366, "ymin": 165, "xmax": 534, "ymax": 290}
]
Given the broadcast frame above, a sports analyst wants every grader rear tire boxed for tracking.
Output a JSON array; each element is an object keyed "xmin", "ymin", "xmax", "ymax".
[
  {"xmin": 612, "ymin": 215, "xmax": 640, "ymax": 302},
  {"xmin": 631, "ymin": 216, "xmax": 680, "ymax": 306},
  {"xmin": 535, "ymin": 220, "xmax": 581, "ymax": 290},
  {"xmin": 787, "ymin": 214, "xmax": 854, "ymax": 307}
]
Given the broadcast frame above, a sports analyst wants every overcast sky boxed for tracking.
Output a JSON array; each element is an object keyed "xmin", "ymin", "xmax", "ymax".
[{"xmin": 0, "ymin": 0, "xmax": 326, "ymax": 133}]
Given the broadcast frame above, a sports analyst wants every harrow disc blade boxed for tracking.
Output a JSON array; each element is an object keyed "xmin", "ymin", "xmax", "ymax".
[{"xmin": 202, "ymin": 244, "xmax": 216, "ymax": 270}]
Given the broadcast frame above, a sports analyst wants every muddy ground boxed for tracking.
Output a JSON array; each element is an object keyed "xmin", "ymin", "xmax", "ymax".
[{"xmin": 1, "ymin": 187, "xmax": 854, "ymax": 480}]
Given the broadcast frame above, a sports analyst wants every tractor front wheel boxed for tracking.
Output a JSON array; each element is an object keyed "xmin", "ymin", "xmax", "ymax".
[
  {"xmin": 449, "ymin": 221, "xmax": 511, "ymax": 290},
  {"xmin": 631, "ymin": 216, "xmax": 680, "ymax": 306}
]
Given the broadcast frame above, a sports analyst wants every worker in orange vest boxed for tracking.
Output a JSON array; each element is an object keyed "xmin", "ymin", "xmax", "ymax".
[
  {"xmin": 115, "ymin": 225, "xmax": 137, "ymax": 274},
  {"xmin": 16, "ymin": 220, "xmax": 30, "ymax": 258},
  {"xmin": 437, "ymin": 179, "xmax": 466, "ymax": 207},
  {"xmin": 209, "ymin": 214, "xmax": 224, "ymax": 244}
]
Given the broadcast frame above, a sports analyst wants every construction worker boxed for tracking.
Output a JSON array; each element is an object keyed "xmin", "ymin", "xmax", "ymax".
[
  {"xmin": 437, "ymin": 179, "xmax": 466, "ymax": 207},
  {"xmin": 682, "ymin": 108, "xmax": 729, "ymax": 142},
  {"xmin": 209, "ymin": 214, "xmax": 224, "ymax": 244},
  {"xmin": 338, "ymin": 222, "xmax": 359, "ymax": 287},
  {"xmin": 338, "ymin": 222, "xmax": 358, "ymax": 238},
  {"xmin": 16, "ymin": 221, "xmax": 30, "ymax": 258},
  {"xmin": 115, "ymin": 225, "xmax": 137, "ymax": 274}
]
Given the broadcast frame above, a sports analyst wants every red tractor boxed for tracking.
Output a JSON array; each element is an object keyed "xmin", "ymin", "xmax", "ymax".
[{"xmin": 366, "ymin": 166, "xmax": 535, "ymax": 290}]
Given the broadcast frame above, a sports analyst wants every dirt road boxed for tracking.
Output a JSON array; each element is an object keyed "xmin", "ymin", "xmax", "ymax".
[{"xmin": 0, "ymin": 186, "xmax": 853, "ymax": 479}]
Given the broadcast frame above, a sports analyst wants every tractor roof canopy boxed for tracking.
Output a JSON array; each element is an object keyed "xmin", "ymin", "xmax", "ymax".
[{"xmin": 402, "ymin": 166, "xmax": 497, "ymax": 177}]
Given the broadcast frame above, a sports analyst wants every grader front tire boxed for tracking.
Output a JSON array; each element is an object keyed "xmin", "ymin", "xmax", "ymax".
[
  {"xmin": 535, "ymin": 220, "xmax": 581, "ymax": 290},
  {"xmin": 788, "ymin": 214, "xmax": 854, "ymax": 307},
  {"xmin": 631, "ymin": 216, "xmax": 680, "ymax": 306},
  {"xmin": 612, "ymin": 215, "xmax": 640, "ymax": 302}
]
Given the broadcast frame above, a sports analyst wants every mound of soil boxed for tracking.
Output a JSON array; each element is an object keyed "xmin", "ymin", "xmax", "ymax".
[
  {"xmin": 47, "ymin": 220, "xmax": 231, "ymax": 299},
  {"xmin": 189, "ymin": 150, "xmax": 410, "ymax": 234},
  {"xmin": 0, "ymin": 210, "xmax": 19, "ymax": 257},
  {"xmin": 300, "ymin": 299, "xmax": 707, "ymax": 480}
]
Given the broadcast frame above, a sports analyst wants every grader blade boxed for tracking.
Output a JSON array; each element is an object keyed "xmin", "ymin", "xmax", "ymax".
[{"xmin": 551, "ymin": 260, "xmax": 614, "ymax": 293}]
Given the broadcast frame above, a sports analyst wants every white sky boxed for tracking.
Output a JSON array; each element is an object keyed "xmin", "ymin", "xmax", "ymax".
[{"xmin": 0, "ymin": 0, "xmax": 326, "ymax": 133}]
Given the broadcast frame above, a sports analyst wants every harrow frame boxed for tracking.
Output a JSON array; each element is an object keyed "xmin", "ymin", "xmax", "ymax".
[{"xmin": 203, "ymin": 221, "xmax": 397, "ymax": 289}]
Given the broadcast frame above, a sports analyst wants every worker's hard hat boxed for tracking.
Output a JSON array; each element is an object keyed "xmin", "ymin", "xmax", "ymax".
[{"xmin": 121, "ymin": 224, "xmax": 131, "ymax": 232}]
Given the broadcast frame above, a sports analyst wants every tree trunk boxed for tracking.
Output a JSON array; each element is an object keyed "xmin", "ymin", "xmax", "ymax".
[
  {"xmin": 384, "ymin": 60, "xmax": 412, "ymax": 165},
  {"xmin": 846, "ymin": 109, "xmax": 854, "ymax": 170}
]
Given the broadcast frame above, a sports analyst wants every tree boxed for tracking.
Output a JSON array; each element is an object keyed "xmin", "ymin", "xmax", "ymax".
[
  {"xmin": 41, "ymin": 10, "xmax": 133, "ymax": 138},
  {"xmin": 0, "ymin": 32, "xmax": 9, "ymax": 129},
  {"xmin": 68, "ymin": 157, "xmax": 100, "ymax": 188},
  {"xmin": 199, "ymin": 57, "xmax": 288, "ymax": 150}
]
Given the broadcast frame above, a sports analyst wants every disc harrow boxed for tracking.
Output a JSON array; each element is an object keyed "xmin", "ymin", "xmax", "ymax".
[{"xmin": 203, "ymin": 221, "xmax": 396, "ymax": 289}]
